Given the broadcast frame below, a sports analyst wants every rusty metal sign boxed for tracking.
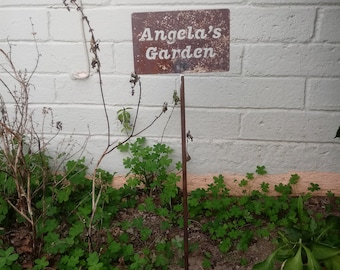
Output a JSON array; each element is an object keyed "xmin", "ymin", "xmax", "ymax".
[{"xmin": 132, "ymin": 9, "xmax": 230, "ymax": 74}]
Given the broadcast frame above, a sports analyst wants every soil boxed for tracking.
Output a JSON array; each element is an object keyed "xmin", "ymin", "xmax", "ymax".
[
  {"xmin": 107, "ymin": 207, "xmax": 275, "ymax": 270},
  {"xmin": 2, "ymin": 196, "xmax": 339, "ymax": 269}
]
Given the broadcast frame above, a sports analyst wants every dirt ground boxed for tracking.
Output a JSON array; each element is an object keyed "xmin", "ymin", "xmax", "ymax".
[
  {"xmin": 117, "ymin": 196, "xmax": 339, "ymax": 270},
  {"xmin": 114, "ymin": 196, "xmax": 339, "ymax": 269},
  {"xmin": 3, "ymin": 196, "xmax": 339, "ymax": 269},
  {"xmin": 113, "ymin": 206, "xmax": 275, "ymax": 270}
]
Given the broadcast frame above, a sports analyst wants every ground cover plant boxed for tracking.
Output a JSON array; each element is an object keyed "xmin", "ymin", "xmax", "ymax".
[
  {"xmin": 253, "ymin": 194, "xmax": 340, "ymax": 270},
  {"xmin": 1, "ymin": 136, "xmax": 339, "ymax": 269}
]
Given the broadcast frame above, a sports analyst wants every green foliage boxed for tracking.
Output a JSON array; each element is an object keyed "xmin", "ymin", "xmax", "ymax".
[
  {"xmin": 188, "ymin": 167, "xmax": 278, "ymax": 253},
  {"xmin": 202, "ymin": 251, "xmax": 213, "ymax": 269},
  {"xmin": 308, "ymin": 183, "xmax": 320, "ymax": 192},
  {"xmin": 1, "ymin": 131, "xmax": 339, "ymax": 270},
  {"xmin": 0, "ymin": 247, "xmax": 19, "ymax": 270},
  {"xmin": 117, "ymin": 107, "xmax": 133, "ymax": 134},
  {"xmin": 254, "ymin": 197, "xmax": 340, "ymax": 270},
  {"xmin": 0, "ymin": 197, "xmax": 8, "ymax": 225},
  {"xmin": 87, "ymin": 252, "xmax": 104, "ymax": 270},
  {"xmin": 260, "ymin": 182, "xmax": 270, "ymax": 193},
  {"xmin": 256, "ymin": 166, "xmax": 267, "ymax": 175},
  {"xmin": 118, "ymin": 137, "xmax": 180, "ymax": 202},
  {"xmin": 33, "ymin": 257, "xmax": 49, "ymax": 270}
]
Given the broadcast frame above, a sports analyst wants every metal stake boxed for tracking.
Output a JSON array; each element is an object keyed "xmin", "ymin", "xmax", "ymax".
[{"xmin": 180, "ymin": 75, "xmax": 189, "ymax": 270}]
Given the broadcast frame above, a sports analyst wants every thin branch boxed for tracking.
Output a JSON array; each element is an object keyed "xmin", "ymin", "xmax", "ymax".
[
  {"xmin": 63, "ymin": 1, "xmax": 110, "ymax": 147},
  {"xmin": 61, "ymin": 1, "xmax": 173, "ymax": 253},
  {"xmin": 161, "ymin": 103, "xmax": 176, "ymax": 143},
  {"xmin": 6, "ymin": 199, "xmax": 33, "ymax": 226}
]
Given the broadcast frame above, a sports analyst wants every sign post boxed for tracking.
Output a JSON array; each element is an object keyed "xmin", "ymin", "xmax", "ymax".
[
  {"xmin": 179, "ymin": 74, "xmax": 189, "ymax": 269},
  {"xmin": 132, "ymin": 9, "xmax": 230, "ymax": 269}
]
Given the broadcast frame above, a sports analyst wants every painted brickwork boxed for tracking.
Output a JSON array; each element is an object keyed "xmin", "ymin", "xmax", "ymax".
[{"xmin": 0, "ymin": 0, "xmax": 339, "ymax": 175}]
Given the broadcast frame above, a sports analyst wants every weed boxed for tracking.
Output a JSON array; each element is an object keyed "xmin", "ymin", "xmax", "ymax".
[
  {"xmin": 117, "ymin": 107, "xmax": 133, "ymax": 134},
  {"xmin": 308, "ymin": 182, "xmax": 321, "ymax": 192},
  {"xmin": 118, "ymin": 137, "xmax": 181, "ymax": 203},
  {"xmin": 254, "ymin": 196, "xmax": 340, "ymax": 270},
  {"xmin": 0, "ymin": 247, "xmax": 19, "ymax": 270},
  {"xmin": 1, "ymin": 140, "xmax": 338, "ymax": 269}
]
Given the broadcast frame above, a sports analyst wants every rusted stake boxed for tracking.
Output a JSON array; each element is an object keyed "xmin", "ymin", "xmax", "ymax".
[{"xmin": 180, "ymin": 75, "xmax": 189, "ymax": 270}]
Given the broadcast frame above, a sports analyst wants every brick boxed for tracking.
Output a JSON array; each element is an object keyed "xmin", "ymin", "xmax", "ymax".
[
  {"xmin": 307, "ymin": 79, "xmax": 340, "ymax": 110},
  {"xmin": 52, "ymin": 136, "xmax": 340, "ymax": 175},
  {"xmin": 48, "ymin": 8, "xmax": 83, "ymax": 41},
  {"xmin": 244, "ymin": 44, "xmax": 340, "ymax": 77},
  {"xmin": 129, "ymin": 107, "xmax": 240, "ymax": 139},
  {"xmin": 49, "ymin": 7, "xmax": 133, "ymax": 42},
  {"xmin": 43, "ymin": 134, "xmax": 120, "ymax": 172},
  {"xmin": 189, "ymin": 140, "xmax": 340, "ymax": 174},
  {"xmin": 82, "ymin": 135, "xmax": 128, "ymax": 173},
  {"xmin": 232, "ymin": 7, "xmax": 315, "ymax": 42},
  {"xmin": 54, "ymin": 74, "xmax": 136, "ymax": 106},
  {"xmin": 82, "ymin": 0, "xmax": 111, "ymax": 5},
  {"xmin": 317, "ymin": 8, "xmax": 340, "ymax": 43},
  {"xmin": 55, "ymin": 74, "xmax": 104, "ymax": 104},
  {"xmin": 31, "ymin": 104, "xmax": 114, "ymax": 135},
  {"xmin": 119, "ymin": 107, "xmax": 179, "ymax": 138},
  {"xmin": 102, "ymin": 75, "xmax": 178, "ymax": 106},
  {"xmin": 241, "ymin": 111, "xmax": 340, "ymax": 142},
  {"xmin": 2, "ymin": 42, "xmax": 114, "ymax": 74},
  {"xmin": 187, "ymin": 109, "xmax": 240, "ymax": 139},
  {"xmin": 27, "ymin": 75, "xmax": 56, "ymax": 104},
  {"xmin": 0, "ymin": 74, "xmax": 18, "ymax": 103},
  {"xmin": 2, "ymin": 104, "xmax": 58, "ymax": 135},
  {"xmin": 133, "ymin": 76, "xmax": 180, "ymax": 106},
  {"xmin": 0, "ymin": 74, "xmax": 55, "ymax": 104},
  {"xmin": 249, "ymin": 0, "xmax": 340, "ymax": 4},
  {"xmin": 116, "ymin": 0, "xmax": 243, "ymax": 4},
  {"xmin": 113, "ymin": 43, "xmax": 134, "ymax": 74},
  {"xmin": 0, "ymin": 0, "xmax": 60, "ymax": 6},
  {"xmin": 0, "ymin": 42, "xmax": 38, "ymax": 74},
  {"xmin": 185, "ymin": 77, "xmax": 305, "ymax": 109},
  {"xmin": 86, "ymin": 7, "xmax": 134, "ymax": 42},
  {"xmin": 0, "ymin": 8, "xmax": 49, "ymax": 41}
]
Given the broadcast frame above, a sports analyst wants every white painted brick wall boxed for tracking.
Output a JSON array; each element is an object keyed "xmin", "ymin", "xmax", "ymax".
[
  {"xmin": 0, "ymin": 0, "xmax": 339, "ymax": 175},
  {"xmin": 307, "ymin": 79, "xmax": 340, "ymax": 110},
  {"xmin": 232, "ymin": 7, "xmax": 316, "ymax": 42},
  {"xmin": 318, "ymin": 8, "xmax": 340, "ymax": 43}
]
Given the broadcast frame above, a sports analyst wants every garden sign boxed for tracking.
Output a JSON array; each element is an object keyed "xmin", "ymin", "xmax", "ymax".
[
  {"xmin": 132, "ymin": 9, "xmax": 230, "ymax": 74},
  {"xmin": 132, "ymin": 9, "xmax": 230, "ymax": 269}
]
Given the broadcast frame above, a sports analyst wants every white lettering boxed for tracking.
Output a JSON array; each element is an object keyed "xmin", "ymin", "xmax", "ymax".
[
  {"xmin": 159, "ymin": 49, "xmax": 171, "ymax": 59},
  {"xmin": 139, "ymin": 28, "xmax": 153, "ymax": 41},
  {"xmin": 154, "ymin": 30, "xmax": 167, "ymax": 41},
  {"xmin": 167, "ymin": 30, "xmax": 177, "ymax": 44},
  {"xmin": 203, "ymin": 47, "xmax": 216, "ymax": 57},
  {"xmin": 193, "ymin": 48, "xmax": 202, "ymax": 58},
  {"xmin": 145, "ymin": 47, "xmax": 158, "ymax": 60},
  {"xmin": 171, "ymin": 48, "xmax": 181, "ymax": 59},
  {"xmin": 177, "ymin": 29, "xmax": 186, "ymax": 40},
  {"xmin": 212, "ymin": 28, "xmax": 222, "ymax": 39},
  {"xmin": 187, "ymin": 26, "xmax": 194, "ymax": 39},
  {"xmin": 195, "ymin": 29, "xmax": 207, "ymax": 39},
  {"xmin": 145, "ymin": 46, "xmax": 216, "ymax": 60},
  {"xmin": 181, "ymin": 46, "xmax": 193, "ymax": 58},
  {"xmin": 139, "ymin": 26, "xmax": 223, "ymax": 42}
]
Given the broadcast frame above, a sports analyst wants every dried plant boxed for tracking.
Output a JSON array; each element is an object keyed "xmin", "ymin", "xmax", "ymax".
[
  {"xmin": 0, "ymin": 18, "xmax": 89, "ymax": 259},
  {"xmin": 0, "ymin": 20, "xmax": 53, "ymax": 255},
  {"xmin": 62, "ymin": 0, "xmax": 174, "ymax": 252}
]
